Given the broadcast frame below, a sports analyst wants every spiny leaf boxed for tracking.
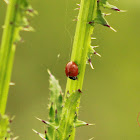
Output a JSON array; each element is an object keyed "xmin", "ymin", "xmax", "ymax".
[
  {"xmin": 48, "ymin": 70, "xmax": 63, "ymax": 121},
  {"xmin": 89, "ymin": 5, "xmax": 116, "ymax": 32},
  {"xmin": 87, "ymin": 46, "xmax": 96, "ymax": 58},
  {"xmin": 0, "ymin": 115, "xmax": 17, "ymax": 140},
  {"xmin": 58, "ymin": 90, "xmax": 82, "ymax": 139},
  {"xmin": 12, "ymin": 0, "xmax": 36, "ymax": 41},
  {"xmin": 48, "ymin": 70, "xmax": 63, "ymax": 115},
  {"xmin": 74, "ymin": 120, "xmax": 94, "ymax": 128},
  {"xmin": 87, "ymin": 45, "xmax": 101, "ymax": 69},
  {"xmin": 47, "ymin": 70, "xmax": 63, "ymax": 139},
  {"xmin": 95, "ymin": 8, "xmax": 108, "ymax": 26},
  {"xmin": 0, "ymin": 115, "xmax": 9, "ymax": 139},
  {"xmin": 99, "ymin": 0, "xmax": 121, "ymax": 12}
]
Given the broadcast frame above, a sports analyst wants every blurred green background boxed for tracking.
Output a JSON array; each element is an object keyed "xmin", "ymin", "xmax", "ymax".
[{"xmin": 0, "ymin": 0, "xmax": 140, "ymax": 140}]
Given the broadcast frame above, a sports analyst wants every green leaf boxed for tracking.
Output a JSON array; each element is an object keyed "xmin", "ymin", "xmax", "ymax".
[
  {"xmin": 0, "ymin": 115, "xmax": 17, "ymax": 140},
  {"xmin": 58, "ymin": 90, "xmax": 82, "ymax": 139},
  {"xmin": 48, "ymin": 70, "xmax": 63, "ymax": 122},
  {"xmin": 0, "ymin": 115, "xmax": 9, "ymax": 139},
  {"xmin": 99, "ymin": 0, "xmax": 121, "ymax": 12},
  {"xmin": 89, "ymin": 4, "xmax": 116, "ymax": 32},
  {"xmin": 47, "ymin": 70, "xmax": 63, "ymax": 140}
]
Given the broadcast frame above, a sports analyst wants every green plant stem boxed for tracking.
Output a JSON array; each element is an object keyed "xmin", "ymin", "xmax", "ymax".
[
  {"xmin": 64, "ymin": 0, "xmax": 97, "ymax": 139},
  {"xmin": 65, "ymin": 0, "xmax": 97, "ymax": 93},
  {"xmin": 0, "ymin": 0, "xmax": 20, "ymax": 115}
]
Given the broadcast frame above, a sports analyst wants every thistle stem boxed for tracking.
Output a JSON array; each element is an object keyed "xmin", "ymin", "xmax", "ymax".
[
  {"xmin": 64, "ymin": 0, "xmax": 97, "ymax": 139},
  {"xmin": 65, "ymin": 0, "xmax": 97, "ymax": 94},
  {"xmin": 0, "ymin": 0, "xmax": 20, "ymax": 115}
]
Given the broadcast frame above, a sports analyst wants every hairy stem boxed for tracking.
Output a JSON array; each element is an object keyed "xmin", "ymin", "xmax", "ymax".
[
  {"xmin": 64, "ymin": 0, "xmax": 97, "ymax": 139},
  {"xmin": 0, "ymin": 0, "xmax": 20, "ymax": 115},
  {"xmin": 65, "ymin": 0, "xmax": 97, "ymax": 93},
  {"xmin": 0, "ymin": 0, "xmax": 34, "ymax": 115}
]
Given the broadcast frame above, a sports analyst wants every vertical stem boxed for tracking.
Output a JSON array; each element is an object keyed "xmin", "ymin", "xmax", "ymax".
[
  {"xmin": 0, "ymin": 0, "xmax": 19, "ymax": 115},
  {"xmin": 64, "ymin": 0, "xmax": 97, "ymax": 139},
  {"xmin": 65, "ymin": 0, "xmax": 97, "ymax": 94}
]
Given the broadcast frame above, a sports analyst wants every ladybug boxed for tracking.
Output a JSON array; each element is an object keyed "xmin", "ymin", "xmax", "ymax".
[{"xmin": 65, "ymin": 61, "xmax": 78, "ymax": 80}]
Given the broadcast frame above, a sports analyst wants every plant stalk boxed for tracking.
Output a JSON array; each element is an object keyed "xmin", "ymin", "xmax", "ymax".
[
  {"xmin": 65, "ymin": 0, "xmax": 97, "ymax": 93},
  {"xmin": 64, "ymin": 0, "xmax": 97, "ymax": 139},
  {"xmin": 0, "ymin": 0, "xmax": 20, "ymax": 115}
]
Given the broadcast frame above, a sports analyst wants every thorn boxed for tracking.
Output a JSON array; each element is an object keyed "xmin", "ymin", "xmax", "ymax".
[
  {"xmin": 4, "ymin": 0, "xmax": 9, "ymax": 4},
  {"xmin": 74, "ymin": 8, "xmax": 80, "ymax": 10},
  {"xmin": 88, "ymin": 21, "xmax": 94, "ymax": 24},
  {"xmin": 27, "ymin": 9, "xmax": 34, "ymax": 13},
  {"xmin": 103, "ymin": 13, "xmax": 111, "ymax": 16},
  {"xmin": 91, "ymin": 37, "xmax": 96, "ymax": 40},
  {"xmin": 119, "ymin": 10, "xmax": 127, "ymax": 12},
  {"xmin": 76, "ymin": 3, "xmax": 80, "ymax": 6},
  {"xmin": 88, "ymin": 59, "xmax": 94, "ymax": 70},
  {"xmin": 110, "ymin": 26, "xmax": 117, "ymax": 32},
  {"xmin": 89, "ymin": 137, "xmax": 94, "ymax": 140},
  {"xmin": 73, "ymin": 18, "xmax": 78, "ymax": 21},
  {"xmin": 2, "ymin": 25, "xmax": 5, "ymax": 29},
  {"xmin": 47, "ymin": 69, "xmax": 52, "ymax": 77},
  {"xmin": 45, "ymin": 130, "xmax": 47, "ymax": 134},
  {"xmin": 36, "ymin": 117, "xmax": 47, "ymax": 125},
  {"xmin": 86, "ymin": 123, "xmax": 95, "ymax": 126},
  {"xmin": 9, "ymin": 116, "xmax": 15, "ymax": 123},
  {"xmin": 13, "ymin": 136, "xmax": 19, "ymax": 140},
  {"xmin": 9, "ymin": 119, "xmax": 13, "ymax": 124},
  {"xmin": 112, "ymin": 8, "xmax": 121, "ymax": 12},
  {"xmin": 78, "ymin": 89, "xmax": 82, "ymax": 93},
  {"xmin": 104, "ymin": 24, "xmax": 117, "ymax": 32},
  {"xmin": 20, "ymin": 38, "xmax": 24, "ymax": 43},
  {"xmin": 94, "ymin": 52, "xmax": 101, "ymax": 57},
  {"xmin": 57, "ymin": 54, "xmax": 60, "ymax": 58},
  {"xmin": 32, "ymin": 129, "xmax": 38, "ymax": 133},
  {"xmin": 91, "ymin": 46, "xmax": 99, "ymax": 48},
  {"xmin": 76, "ymin": 106, "xmax": 80, "ymax": 109},
  {"xmin": 32, "ymin": 129, "xmax": 47, "ymax": 140},
  {"xmin": 10, "ymin": 82, "xmax": 15, "ymax": 86}
]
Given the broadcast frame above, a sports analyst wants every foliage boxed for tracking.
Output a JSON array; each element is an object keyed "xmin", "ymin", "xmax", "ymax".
[
  {"xmin": 0, "ymin": 115, "xmax": 18, "ymax": 140},
  {"xmin": 0, "ymin": 0, "xmax": 36, "ymax": 139},
  {"xmin": 34, "ymin": 0, "xmax": 122, "ymax": 139},
  {"xmin": 34, "ymin": 71, "xmax": 93, "ymax": 140}
]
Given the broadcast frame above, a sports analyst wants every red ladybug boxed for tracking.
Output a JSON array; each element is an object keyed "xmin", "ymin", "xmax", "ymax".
[{"xmin": 65, "ymin": 61, "xmax": 78, "ymax": 80}]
